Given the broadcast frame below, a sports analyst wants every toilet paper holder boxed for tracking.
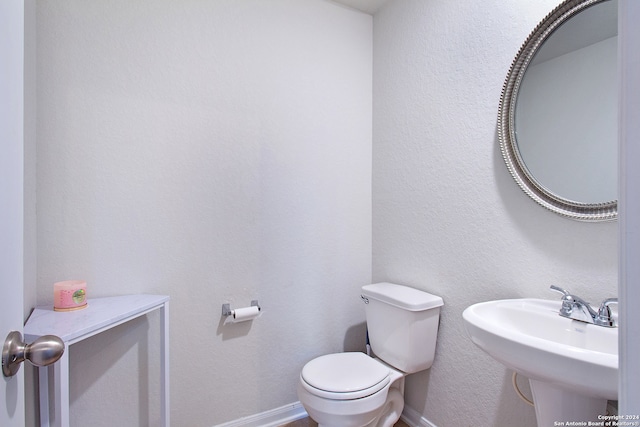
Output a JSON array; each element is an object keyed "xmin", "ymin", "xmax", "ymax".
[{"xmin": 222, "ymin": 300, "xmax": 260, "ymax": 317}]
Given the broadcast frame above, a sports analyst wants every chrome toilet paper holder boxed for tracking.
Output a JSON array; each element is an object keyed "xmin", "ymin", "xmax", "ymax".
[{"xmin": 222, "ymin": 300, "xmax": 260, "ymax": 317}]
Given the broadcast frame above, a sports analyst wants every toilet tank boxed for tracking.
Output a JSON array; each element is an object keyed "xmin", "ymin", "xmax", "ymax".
[{"xmin": 361, "ymin": 282, "xmax": 443, "ymax": 374}]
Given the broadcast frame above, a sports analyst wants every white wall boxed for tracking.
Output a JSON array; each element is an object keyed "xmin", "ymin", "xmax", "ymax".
[
  {"xmin": 618, "ymin": 0, "xmax": 640, "ymax": 415},
  {"xmin": 35, "ymin": 0, "xmax": 372, "ymax": 425},
  {"xmin": 373, "ymin": 1, "xmax": 618, "ymax": 426}
]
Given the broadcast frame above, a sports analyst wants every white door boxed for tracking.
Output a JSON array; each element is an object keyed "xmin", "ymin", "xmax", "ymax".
[{"xmin": 1, "ymin": 1, "xmax": 26, "ymax": 426}]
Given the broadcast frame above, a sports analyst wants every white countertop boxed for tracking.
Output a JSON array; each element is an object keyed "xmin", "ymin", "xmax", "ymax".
[{"xmin": 24, "ymin": 294, "xmax": 169, "ymax": 343}]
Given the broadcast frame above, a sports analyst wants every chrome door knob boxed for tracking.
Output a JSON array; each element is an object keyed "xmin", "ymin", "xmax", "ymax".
[{"xmin": 2, "ymin": 331, "xmax": 65, "ymax": 378}]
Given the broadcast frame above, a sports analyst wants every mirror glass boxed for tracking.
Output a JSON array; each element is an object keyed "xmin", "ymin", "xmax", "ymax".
[
  {"xmin": 515, "ymin": 0, "xmax": 617, "ymax": 204},
  {"xmin": 498, "ymin": 0, "xmax": 617, "ymax": 221}
]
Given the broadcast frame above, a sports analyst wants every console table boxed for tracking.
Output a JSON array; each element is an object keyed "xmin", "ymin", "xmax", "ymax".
[{"xmin": 24, "ymin": 294, "xmax": 170, "ymax": 427}]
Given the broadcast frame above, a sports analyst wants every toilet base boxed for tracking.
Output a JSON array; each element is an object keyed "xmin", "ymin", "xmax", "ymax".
[
  {"xmin": 309, "ymin": 386, "xmax": 403, "ymax": 427},
  {"xmin": 371, "ymin": 387, "xmax": 404, "ymax": 427},
  {"xmin": 298, "ymin": 381, "xmax": 388, "ymax": 427}
]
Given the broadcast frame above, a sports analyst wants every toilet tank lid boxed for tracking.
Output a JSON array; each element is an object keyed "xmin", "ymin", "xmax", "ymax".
[{"xmin": 362, "ymin": 282, "xmax": 443, "ymax": 311}]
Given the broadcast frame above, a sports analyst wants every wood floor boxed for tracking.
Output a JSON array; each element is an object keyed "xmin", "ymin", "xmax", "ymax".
[{"xmin": 280, "ymin": 417, "xmax": 410, "ymax": 427}]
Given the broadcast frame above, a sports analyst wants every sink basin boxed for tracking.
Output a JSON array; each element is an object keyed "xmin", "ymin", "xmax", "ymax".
[{"xmin": 463, "ymin": 298, "xmax": 618, "ymax": 426}]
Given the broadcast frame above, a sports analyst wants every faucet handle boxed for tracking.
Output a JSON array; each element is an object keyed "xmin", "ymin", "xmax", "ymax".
[
  {"xmin": 595, "ymin": 298, "xmax": 618, "ymax": 327},
  {"xmin": 549, "ymin": 285, "xmax": 570, "ymax": 297},
  {"xmin": 549, "ymin": 285, "xmax": 574, "ymax": 316}
]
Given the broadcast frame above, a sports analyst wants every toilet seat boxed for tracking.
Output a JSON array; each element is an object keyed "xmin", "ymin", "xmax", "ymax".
[{"xmin": 300, "ymin": 352, "xmax": 390, "ymax": 400}]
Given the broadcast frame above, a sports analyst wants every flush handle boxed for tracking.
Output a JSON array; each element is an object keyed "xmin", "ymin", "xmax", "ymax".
[{"xmin": 2, "ymin": 331, "xmax": 65, "ymax": 378}]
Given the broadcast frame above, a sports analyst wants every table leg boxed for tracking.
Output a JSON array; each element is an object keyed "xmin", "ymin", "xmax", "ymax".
[
  {"xmin": 38, "ymin": 366, "xmax": 49, "ymax": 427},
  {"xmin": 53, "ymin": 347, "xmax": 70, "ymax": 427},
  {"xmin": 160, "ymin": 301, "xmax": 170, "ymax": 426}
]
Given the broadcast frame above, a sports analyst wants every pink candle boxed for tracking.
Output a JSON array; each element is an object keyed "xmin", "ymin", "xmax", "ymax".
[{"xmin": 53, "ymin": 280, "xmax": 87, "ymax": 311}]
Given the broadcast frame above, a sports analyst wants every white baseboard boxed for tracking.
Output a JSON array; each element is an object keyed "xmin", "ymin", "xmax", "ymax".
[
  {"xmin": 213, "ymin": 401, "xmax": 437, "ymax": 427},
  {"xmin": 401, "ymin": 405, "xmax": 438, "ymax": 427},
  {"xmin": 213, "ymin": 402, "xmax": 308, "ymax": 427}
]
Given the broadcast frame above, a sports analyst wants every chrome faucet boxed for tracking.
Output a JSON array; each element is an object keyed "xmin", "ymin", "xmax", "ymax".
[{"xmin": 549, "ymin": 286, "xmax": 618, "ymax": 327}]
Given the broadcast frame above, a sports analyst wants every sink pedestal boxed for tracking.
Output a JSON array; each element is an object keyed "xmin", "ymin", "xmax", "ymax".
[{"xmin": 529, "ymin": 379, "xmax": 608, "ymax": 427}]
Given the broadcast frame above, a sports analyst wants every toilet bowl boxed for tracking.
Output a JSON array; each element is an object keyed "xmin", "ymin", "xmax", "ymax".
[
  {"xmin": 297, "ymin": 283, "xmax": 443, "ymax": 427},
  {"xmin": 297, "ymin": 352, "xmax": 404, "ymax": 427}
]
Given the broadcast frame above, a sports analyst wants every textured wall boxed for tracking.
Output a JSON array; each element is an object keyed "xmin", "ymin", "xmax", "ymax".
[
  {"xmin": 372, "ymin": 1, "xmax": 618, "ymax": 426},
  {"xmin": 35, "ymin": 1, "xmax": 372, "ymax": 425}
]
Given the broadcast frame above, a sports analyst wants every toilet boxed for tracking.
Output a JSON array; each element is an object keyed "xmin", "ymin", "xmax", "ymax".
[{"xmin": 297, "ymin": 282, "xmax": 443, "ymax": 427}]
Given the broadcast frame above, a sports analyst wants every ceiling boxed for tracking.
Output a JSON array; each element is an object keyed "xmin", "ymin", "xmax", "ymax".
[{"xmin": 330, "ymin": 0, "xmax": 389, "ymax": 15}]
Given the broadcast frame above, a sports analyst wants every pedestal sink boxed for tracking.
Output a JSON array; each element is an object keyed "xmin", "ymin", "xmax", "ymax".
[{"xmin": 462, "ymin": 299, "xmax": 617, "ymax": 427}]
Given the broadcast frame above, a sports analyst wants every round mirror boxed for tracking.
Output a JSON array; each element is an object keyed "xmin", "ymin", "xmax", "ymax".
[{"xmin": 498, "ymin": 0, "xmax": 617, "ymax": 221}]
